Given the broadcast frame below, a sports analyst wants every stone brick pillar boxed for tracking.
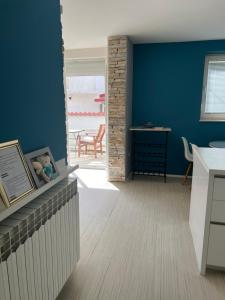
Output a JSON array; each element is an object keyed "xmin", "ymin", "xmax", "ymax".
[{"xmin": 107, "ymin": 36, "xmax": 132, "ymax": 181}]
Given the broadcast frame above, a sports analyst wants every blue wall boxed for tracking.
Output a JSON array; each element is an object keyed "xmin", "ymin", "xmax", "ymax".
[
  {"xmin": 133, "ymin": 40, "xmax": 225, "ymax": 175},
  {"xmin": 0, "ymin": 0, "xmax": 66, "ymax": 160}
]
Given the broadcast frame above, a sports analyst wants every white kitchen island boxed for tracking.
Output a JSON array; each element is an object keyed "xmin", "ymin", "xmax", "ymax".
[{"xmin": 190, "ymin": 147, "xmax": 225, "ymax": 274}]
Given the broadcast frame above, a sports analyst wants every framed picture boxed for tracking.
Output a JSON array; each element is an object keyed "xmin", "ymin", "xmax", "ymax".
[
  {"xmin": 0, "ymin": 191, "xmax": 6, "ymax": 208},
  {"xmin": 25, "ymin": 147, "xmax": 59, "ymax": 188},
  {"xmin": 0, "ymin": 140, "xmax": 35, "ymax": 207}
]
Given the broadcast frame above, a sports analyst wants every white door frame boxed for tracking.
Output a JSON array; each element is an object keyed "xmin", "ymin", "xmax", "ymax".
[{"xmin": 63, "ymin": 52, "xmax": 107, "ymax": 168}]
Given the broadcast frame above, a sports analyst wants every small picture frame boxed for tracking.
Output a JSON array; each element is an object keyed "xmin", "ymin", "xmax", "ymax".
[
  {"xmin": 0, "ymin": 140, "xmax": 35, "ymax": 207},
  {"xmin": 25, "ymin": 147, "xmax": 59, "ymax": 188}
]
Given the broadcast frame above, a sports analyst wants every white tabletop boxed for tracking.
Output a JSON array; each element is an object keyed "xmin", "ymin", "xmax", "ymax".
[
  {"xmin": 69, "ymin": 129, "xmax": 85, "ymax": 134},
  {"xmin": 209, "ymin": 141, "xmax": 225, "ymax": 148},
  {"xmin": 194, "ymin": 147, "xmax": 225, "ymax": 173},
  {"xmin": 129, "ymin": 126, "xmax": 171, "ymax": 132}
]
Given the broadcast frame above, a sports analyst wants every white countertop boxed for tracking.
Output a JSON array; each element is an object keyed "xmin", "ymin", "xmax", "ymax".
[{"xmin": 194, "ymin": 147, "xmax": 225, "ymax": 174}]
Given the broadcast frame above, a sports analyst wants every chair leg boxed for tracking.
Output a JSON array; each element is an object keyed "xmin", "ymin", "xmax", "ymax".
[
  {"xmin": 94, "ymin": 144, "xmax": 97, "ymax": 158},
  {"xmin": 183, "ymin": 162, "xmax": 192, "ymax": 184},
  {"xmin": 78, "ymin": 144, "xmax": 81, "ymax": 158},
  {"xmin": 100, "ymin": 142, "xmax": 102, "ymax": 154},
  {"xmin": 85, "ymin": 145, "xmax": 87, "ymax": 154}
]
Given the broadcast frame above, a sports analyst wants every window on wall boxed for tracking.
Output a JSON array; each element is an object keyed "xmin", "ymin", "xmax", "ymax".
[{"xmin": 200, "ymin": 54, "xmax": 225, "ymax": 121}]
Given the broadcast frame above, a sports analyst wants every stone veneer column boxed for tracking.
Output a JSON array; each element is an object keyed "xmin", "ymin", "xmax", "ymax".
[{"xmin": 107, "ymin": 36, "xmax": 132, "ymax": 181}]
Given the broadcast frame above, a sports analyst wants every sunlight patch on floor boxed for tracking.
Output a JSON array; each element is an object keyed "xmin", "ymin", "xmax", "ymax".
[{"xmin": 73, "ymin": 168, "xmax": 119, "ymax": 191}]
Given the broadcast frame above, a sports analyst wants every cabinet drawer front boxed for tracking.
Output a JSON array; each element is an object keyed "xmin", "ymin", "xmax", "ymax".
[
  {"xmin": 213, "ymin": 178, "xmax": 225, "ymax": 201},
  {"xmin": 207, "ymin": 224, "xmax": 225, "ymax": 267},
  {"xmin": 211, "ymin": 201, "xmax": 225, "ymax": 223}
]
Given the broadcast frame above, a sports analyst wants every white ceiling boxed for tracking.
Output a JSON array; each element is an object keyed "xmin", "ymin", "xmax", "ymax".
[{"xmin": 61, "ymin": 0, "xmax": 225, "ymax": 49}]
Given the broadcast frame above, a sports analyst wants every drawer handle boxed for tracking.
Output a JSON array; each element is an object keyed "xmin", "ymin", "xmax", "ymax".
[{"xmin": 211, "ymin": 221, "xmax": 225, "ymax": 226}]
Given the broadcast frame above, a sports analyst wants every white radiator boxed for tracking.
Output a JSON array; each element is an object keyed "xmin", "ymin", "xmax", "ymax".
[{"xmin": 0, "ymin": 178, "xmax": 79, "ymax": 300}]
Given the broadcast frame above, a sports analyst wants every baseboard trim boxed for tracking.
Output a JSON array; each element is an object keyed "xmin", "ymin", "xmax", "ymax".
[
  {"xmin": 129, "ymin": 171, "xmax": 192, "ymax": 179},
  {"xmin": 126, "ymin": 171, "xmax": 133, "ymax": 181},
  {"xmin": 167, "ymin": 173, "xmax": 192, "ymax": 179}
]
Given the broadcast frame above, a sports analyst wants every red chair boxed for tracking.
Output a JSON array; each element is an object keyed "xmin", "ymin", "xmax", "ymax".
[{"xmin": 77, "ymin": 124, "xmax": 106, "ymax": 158}]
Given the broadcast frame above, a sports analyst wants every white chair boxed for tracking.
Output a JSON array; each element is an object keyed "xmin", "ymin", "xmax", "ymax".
[
  {"xmin": 190, "ymin": 143, "xmax": 198, "ymax": 153},
  {"xmin": 181, "ymin": 137, "xmax": 193, "ymax": 184}
]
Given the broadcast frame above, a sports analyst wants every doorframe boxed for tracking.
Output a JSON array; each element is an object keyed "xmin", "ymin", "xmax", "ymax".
[{"xmin": 62, "ymin": 50, "xmax": 108, "ymax": 168}]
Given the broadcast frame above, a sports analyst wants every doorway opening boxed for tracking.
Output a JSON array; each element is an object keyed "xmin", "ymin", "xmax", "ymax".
[{"xmin": 64, "ymin": 59, "xmax": 106, "ymax": 169}]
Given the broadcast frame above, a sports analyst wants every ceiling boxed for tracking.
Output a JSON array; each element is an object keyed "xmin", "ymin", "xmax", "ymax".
[{"xmin": 61, "ymin": 0, "xmax": 225, "ymax": 49}]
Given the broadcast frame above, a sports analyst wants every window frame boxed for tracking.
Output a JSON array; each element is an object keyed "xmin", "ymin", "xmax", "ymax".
[{"xmin": 200, "ymin": 54, "xmax": 225, "ymax": 122}]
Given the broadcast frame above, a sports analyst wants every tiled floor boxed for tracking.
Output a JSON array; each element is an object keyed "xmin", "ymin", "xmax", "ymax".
[
  {"xmin": 69, "ymin": 152, "xmax": 106, "ymax": 169},
  {"xmin": 57, "ymin": 170, "xmax": 225, "ymax": 300}
]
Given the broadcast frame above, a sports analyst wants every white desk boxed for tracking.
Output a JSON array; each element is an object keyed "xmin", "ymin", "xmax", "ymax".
[{"xmin": 190, "ymin": 147, "xmax": 225, "ymax": 274}]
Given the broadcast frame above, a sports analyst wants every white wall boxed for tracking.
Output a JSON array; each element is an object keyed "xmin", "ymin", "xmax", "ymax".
[
  {"xmin": 67, "ymin": 93, "xmax": 102, "ymax": 113},
  {"xmin": 64, "ymin": 47, "xmax": 107, "ymax": 60},
  {"xmin": 68, "ymin": 115, "xmax": 105, "ymax": 131}
]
